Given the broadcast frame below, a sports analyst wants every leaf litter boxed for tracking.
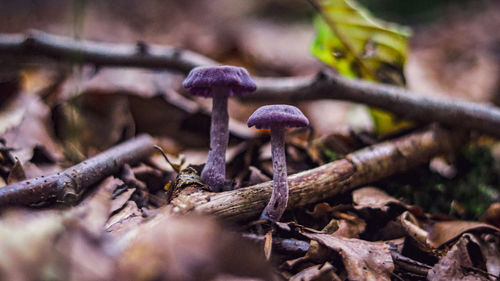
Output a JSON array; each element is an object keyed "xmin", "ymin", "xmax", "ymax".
[{"xmin": 0, "ymin": 0, "xmax": 500, "ymax": 280}]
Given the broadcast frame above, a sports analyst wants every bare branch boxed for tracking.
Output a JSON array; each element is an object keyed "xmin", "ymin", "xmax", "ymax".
[
  {"xmin": 2, "ymin": 31, "xmax": 500, "ymax": 138},
  {"xmin": 0, "ymin": 134, "xmax": 155, "ymax": 207},
  {"xmin": 0, "ymin": 31, "xmax": 216, "ymax": 73},
  {"xmin": 250, "ymin": 71, "xmax": 500, "ymax": 139},
  {"xmin": 170, "ymin": 126, "xmax": 463, "ymax": 222}
]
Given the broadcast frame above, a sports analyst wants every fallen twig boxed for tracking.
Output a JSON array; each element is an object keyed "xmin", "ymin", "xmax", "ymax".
[
  {"xmin": 0, "ymin": 31, "xmax": 215, "ymax": 73},
  {"xmin": 0, "ymin": 134, "xmax": 155, "ymax": 207},
  {"xmin": 170, "ymin": 126, "xmax": 463, "ymax": 222},
  {"xmin": 241, "ymin": 233, "xmax": 310, "ymax": 255},
  {"xmin": 1, "ymin": 31, "xmax": 500, "ymax": 138},
  {"xmin": 250, "ymin": 71, "xmax": 500, "ymax": 139}
]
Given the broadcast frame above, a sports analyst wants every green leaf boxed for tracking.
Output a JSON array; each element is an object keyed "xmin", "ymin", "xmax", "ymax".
[{"xmin": 311, "ymin": 0, "xmax": 411, "ymax": 135}]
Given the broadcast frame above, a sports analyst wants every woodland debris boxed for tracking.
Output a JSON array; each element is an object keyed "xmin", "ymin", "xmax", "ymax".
[
  {"xmin": 171, "ymin": 126, "xmax": 463, "ymax": 222},
  {"xmin": 301, "ymin": 232, "xmax": 394, "ymax": 281},
  {"xmin": 0, "ymin": 134, "xmax": 155, "ymax": 207},
  {"xmin": 427, "ymin": 234, "xmax": 491, "ymax": 281},
  {"xmin": 0, "ymin": 31, "xmax": 215, "ymax": 73},
  {"xmin": 249, "ymin": 70, "xmax": 500, "ymax": 139},
  {"xmin": 3, "ymin": 31, "xmax": 500, "ymax": 138},
  {"xmin": 427, "ymin": 221, "xmax": 500, "ymax": 248}
]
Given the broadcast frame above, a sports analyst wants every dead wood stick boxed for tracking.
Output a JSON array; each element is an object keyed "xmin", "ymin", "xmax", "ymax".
[
  {"xmin": 241, "ymin": 233, "xmax": 310, "ymax": 255},
  {"xmin": 0, "ymin": 134, "xmax": 155, "ymax": 207},
  {"xmin": 0, "ymin": 31, "xmax": 216, "ymax": 73},
  {"xmin": 2, "ymin": 31, "xmax": 500, "ymax": 138},
  {"xmin": 171, "ymin": 126, "xmax": 462, "ymax": 222},
  {"xmin": 249, "ymin": 71, "xmax": 500, "ymax": 139}
]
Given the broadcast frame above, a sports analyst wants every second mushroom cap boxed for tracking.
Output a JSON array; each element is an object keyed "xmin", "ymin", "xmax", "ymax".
[{"xmin": 247, "ymin": 104, "xmax": 309, "ymax": 130}]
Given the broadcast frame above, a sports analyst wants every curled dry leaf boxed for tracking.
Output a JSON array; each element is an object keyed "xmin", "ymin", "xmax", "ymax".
[
  {"xmin": 479, "ymin": 203, "xmax": 500, "ymax": 228},
  {"xmin": 289, "ymin": 262, "xmax": 341, "ymax": 281},
  {"xmin": 74, "ymin": 176, "xmax": 123, "ymax": 237},
  {"xmin": 105, "ymin": 200, "xmax": 143, "ymax": 236},
  {"xmin": 427, "ymin": 221, "xmax": 500, "ymax": 248},
  {"xmin": 1, "ymin": 95, "xmax": 62, "ymax": 164},
  {"xmin": 474, "ymin": 233, "xmax": 500, "ymax": 278},
  {"xmin": 110, "ymin": 187, "xmax": 136, "ymax": 214},
  {"xmin": 333, "ymin": 216, "xmax": 366, "ymax": 239},
  {"xmin": 301, "ymin": 232, "xmax": 394, "ymax": 281},
  {"xmin": 6, "ymin": 158, "xmax": 26, "ymax": 184},
  {"xmin": 352, "ymin": 186, "xmax": 405, "ymax": 213},
  {"xmin": 427, "ymin": 234, "xmax": 492, "ymax": 281},
  {"xmin": 400, "ymin": 211, "xmax": 430, "ymax": 249}
]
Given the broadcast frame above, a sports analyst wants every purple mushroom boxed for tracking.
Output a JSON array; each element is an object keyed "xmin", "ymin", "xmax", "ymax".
[
  {"xmin": 247, "ymin": 105, "xmax": 309, "ymax": 222},
  {"xmin": 183, "ymin": 66, "xmax": 256, "ymax": 192}
]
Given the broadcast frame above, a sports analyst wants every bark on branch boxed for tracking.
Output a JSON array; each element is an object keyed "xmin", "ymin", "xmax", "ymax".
[
  {"xmin": 0, "ymin": 31, "xmax": 216, "ymax": 73},
  {"xmin": 249, "ymin": 71, "xmax": 500, "ymax": 139},
  {"xmin": 2, "ymin": 31, "xmax": 500, "ymax": 138},
  {"xmin": 0, "ymin": 134, "xmax": 155, "ymax": 207},
  {"xmin": 171, "ymin": 126, "xmax": 463, "ymax": 222}
]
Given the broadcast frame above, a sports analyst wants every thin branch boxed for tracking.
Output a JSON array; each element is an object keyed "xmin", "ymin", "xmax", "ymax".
[
  {"xmin": 170, "ymin": 126, "xmax": 463, "ymax": 222},
  {"xmin": 250, "ymin": 71, "xmax": 500, "ymax": 139},
  {"xmin": 0, "ymin": 31, "xmax": 216, "ymax": 73},
  {"xmin": 241, "ymin": 233, "xmax": 310, "ymax": 255},
  {"xmin": 2, "ymin": 31, "xmax": 500, "ymax": 138},
  {"xmin": 0, "ymin": 134, "xmax": 155, "ymax": 207}
]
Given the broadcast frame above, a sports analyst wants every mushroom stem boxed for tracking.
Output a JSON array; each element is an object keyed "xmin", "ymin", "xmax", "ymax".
[
  {"xmin": 201, "ymin": 91, "xmax": 229, "ymax": 192},
  {"xmin": 260, "ymin": 127, "xmax": 288, "ymax": 222}
]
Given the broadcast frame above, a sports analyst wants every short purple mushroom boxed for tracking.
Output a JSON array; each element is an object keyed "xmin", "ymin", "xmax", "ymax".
[
  {"xmin": 247, "ymin": 105, "xmax": 309, "ymax": 222},
  {"xmin": 183, "ymin": 66, "xmax": 256, "ymax": 192}
]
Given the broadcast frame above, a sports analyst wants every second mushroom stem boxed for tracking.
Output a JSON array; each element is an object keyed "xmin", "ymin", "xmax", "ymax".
[
  {"xmin": 201, "ymin": 92, "xmax": 229, "ymax": 192},
  {"xmin": 261, "ymin": 127, "xmax": 288, "ymax": 222}
]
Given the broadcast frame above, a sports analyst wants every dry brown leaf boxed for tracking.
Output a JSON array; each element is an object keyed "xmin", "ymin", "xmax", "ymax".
[
  {"xmin": 427, "ymin": 234, "xmax": 490, "ymax": 281},
  {"xmin": 246, "ymin": 166, "xmax": 271, "ymax": 186},
  {"xmin": 289, "ymin": 262, "xmax": 341, "ymax": 281},
  {"xmin": 56, "ymin": 68, "xmax": 253, "ymax": 154},
  {"xmin": 301, "ymin": 232, "xmax": 394, "ymax": 281},
  {"xmin": 0, "ymin": 207, "xmax": 116, "ymax": 281},
  {"xmin": 474, "ymin": 233, "xmax": 500, "ymax": 278},
  {"xmin": 116, "ymin": 214, "xmax": 272, "ymax": 281},
  {"xmin": 105, "ymin": 200, "xmax": 143, "ymax": 235},
  {"xmin": 6, "ymin": 158, "xmax": 26, "ymax": 184},
  {"xmin": 352, "ymin": 187, "xmax": 404, "ymax": 212},
  {"xmin": 1, "ymin": 95, "xmax": 62, "ymax": 164},
  {"xmin": 74, "ymin": 176, "xmax": 122, "ymax": 237},
  {"xmin": 0, "ymin": 210, "xmax": 65, "ymax": 280},
  {"xmin": 479, "ymin": 203, "xmax": 500, "ymax": 228},
  {"xmin": 110, "ymin": 187, "xmax": 136, "ymax": 214},
  {"xmin": 427, "ymin": 221, "xmax": 500, "ymax": 248},
  {"xmin": 333, "ymin": 216, "xmax": 366, "ymax": 239}
]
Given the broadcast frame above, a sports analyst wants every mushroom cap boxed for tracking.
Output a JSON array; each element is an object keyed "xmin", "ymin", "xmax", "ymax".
[
  {"xmin": 247, "ymin": 104, "xmax": 309, "ymax": 130},
  {"xmin": 183, "ymin": 65, "xmax": 257, "ymax": 97}
]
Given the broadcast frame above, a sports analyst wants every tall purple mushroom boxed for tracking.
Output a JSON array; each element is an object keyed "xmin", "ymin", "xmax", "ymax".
[
  {"xmin": 183, "ymin": 66, "xmax": 256, "ymax": 192},
  {"xmin": 247, "ymin": 105, "xmax": 309, "ymax": 222}
]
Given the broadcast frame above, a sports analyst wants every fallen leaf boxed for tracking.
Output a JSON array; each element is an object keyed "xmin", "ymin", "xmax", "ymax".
[
  {"xmin": 105, "ymin": 200, "xmax": 143, "ymax": 234},
  {"xmin": 427, "ymin": 234, "xmax": 489, "ymax": 281},
  {"xmin": 352, "ymin": 186, "xmax": 404, "ymax": 212},
  {"xmin": 115, "ymin": 214, "xmax": 272, "ymax": 281},
  {"xmin": 6, "ymin": 158, "xmax": 26, "ymax": 184},
  {"xmin": 301, "ymin": 232, "xmax": 394, "ymax": 281},
  {"xmin": 479, "ymin": 202, "xmax": 500, "ymax": 228},
  {"xmin": 427, "ymin": 221, "xmax": 500, "ymax": 248},
  {"xmin": 110, "ymin": 187, "xmax": 136, "ymax": 214},
  {"xmin": 474, "ymin": 233, "xmax": 500, "ymax": 278},
  {"xmin": 289, "ymin": 262, "xmax": 341, "ymax": 281}
]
